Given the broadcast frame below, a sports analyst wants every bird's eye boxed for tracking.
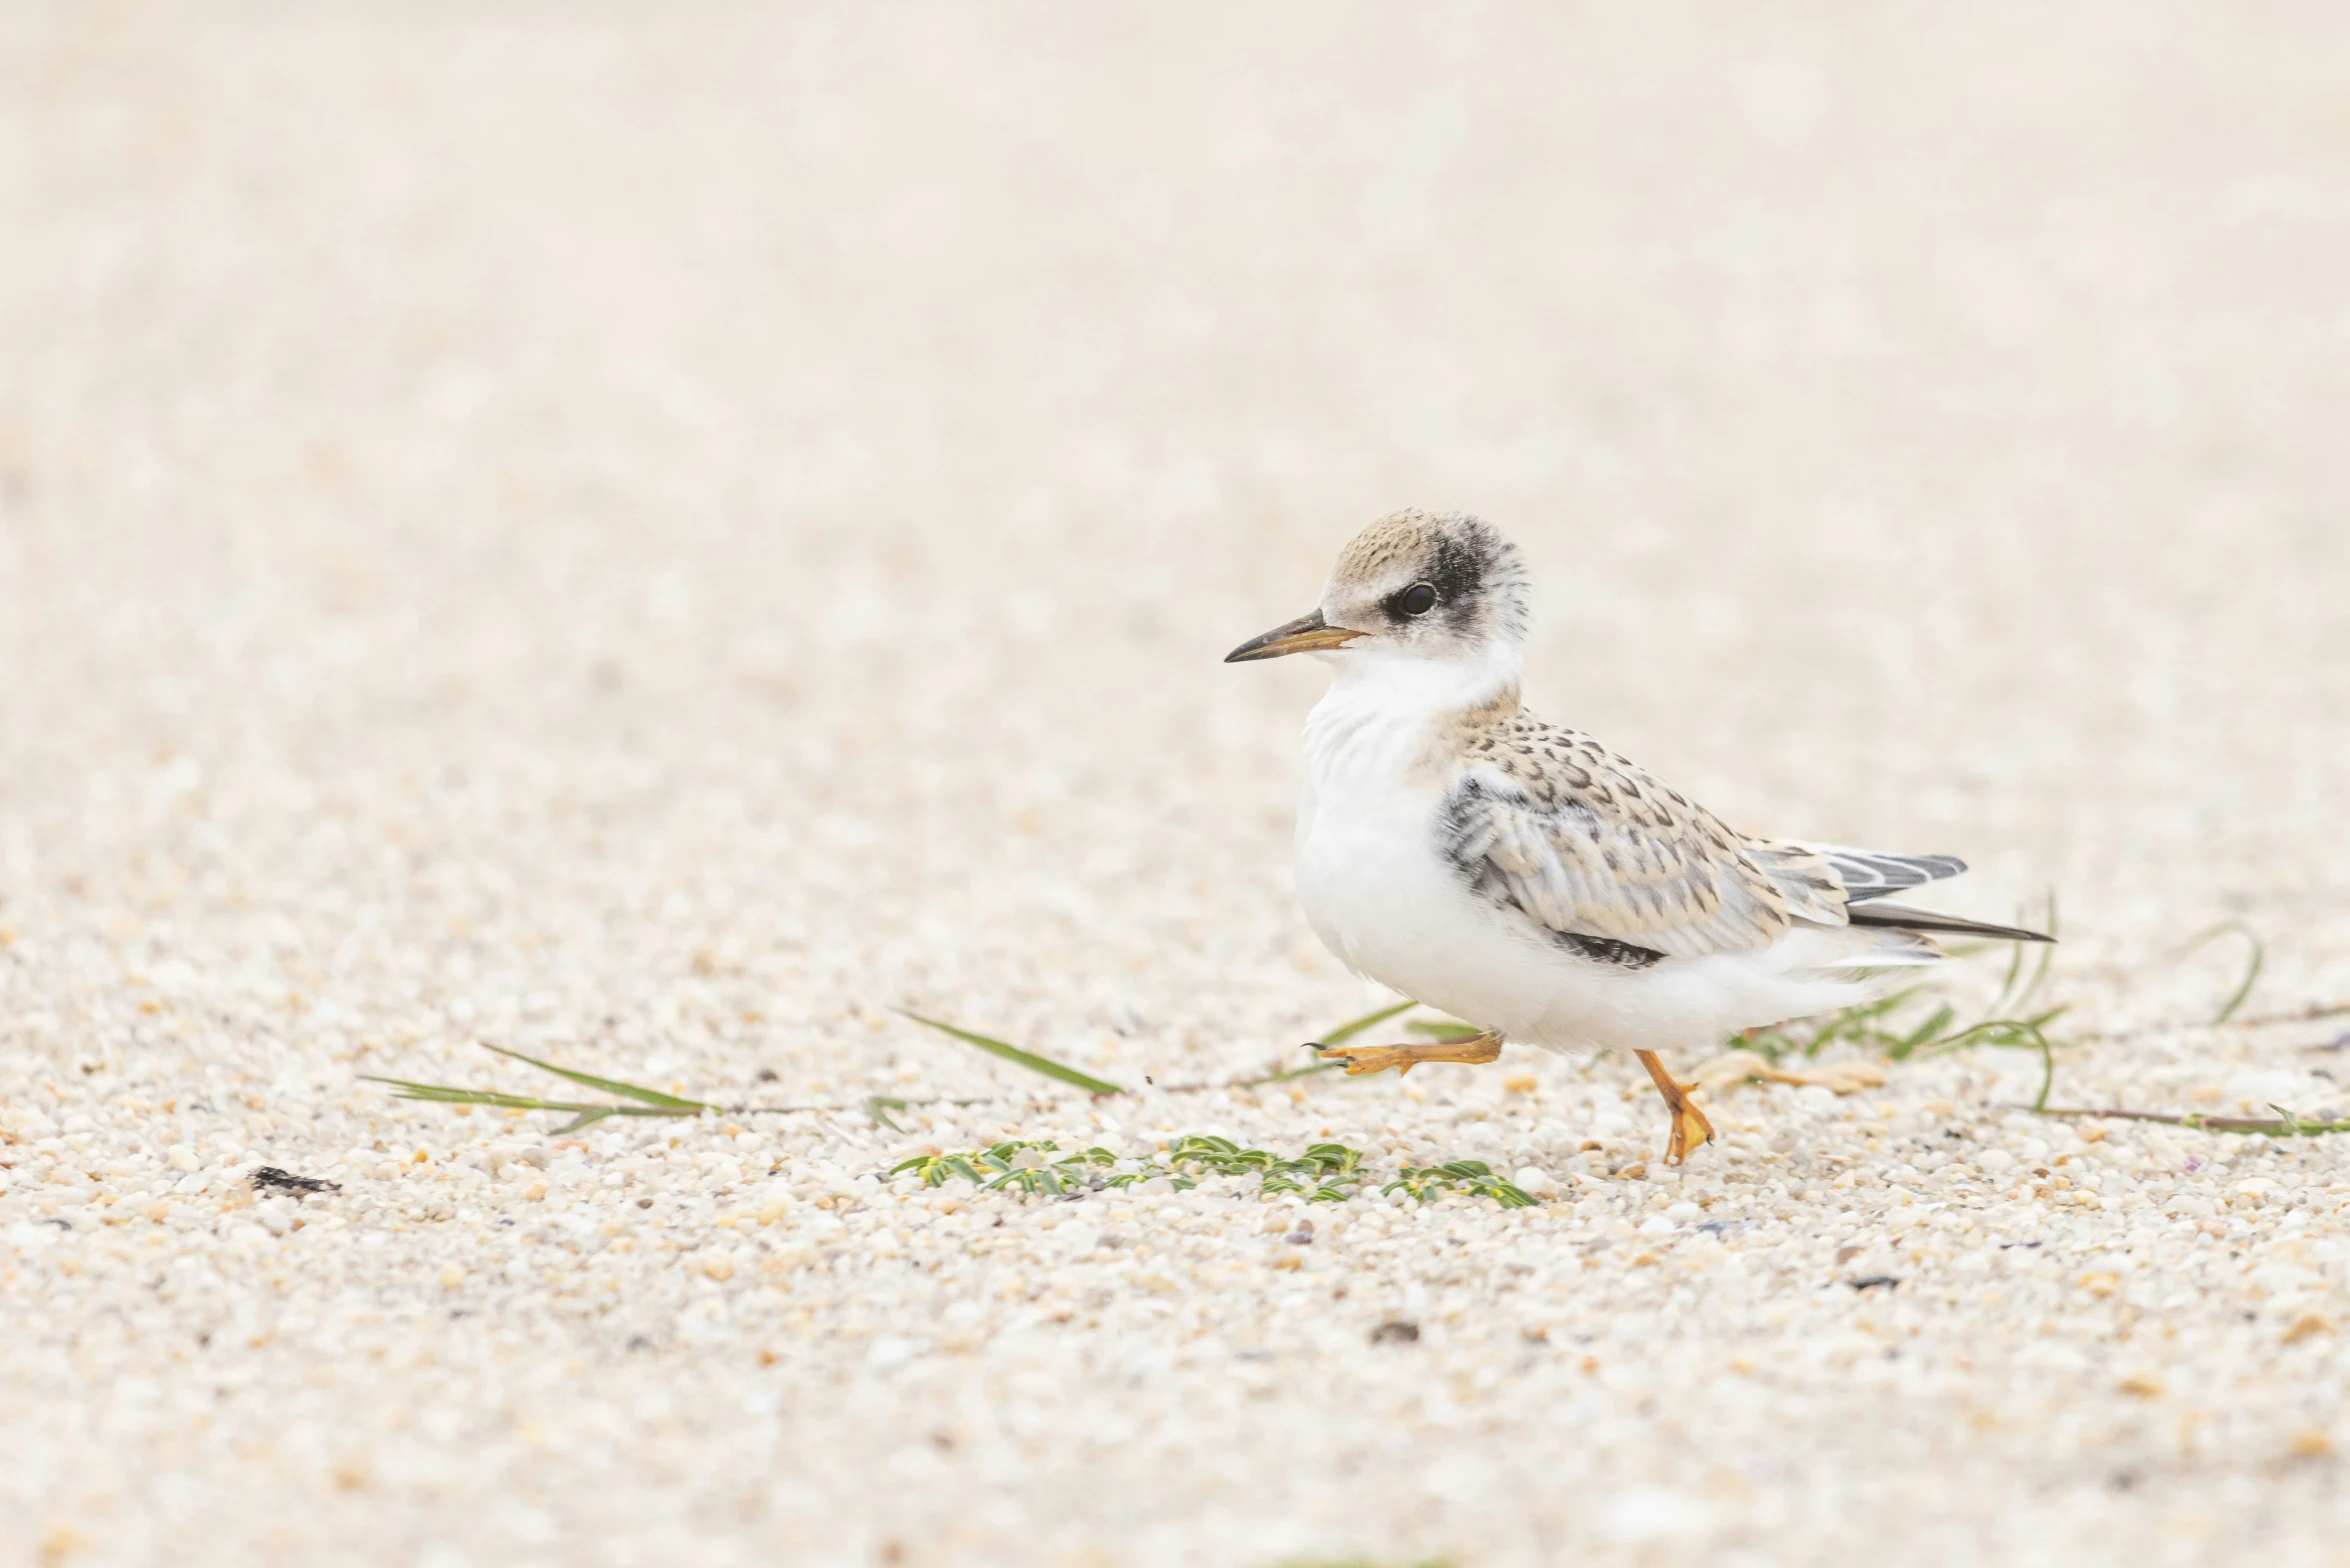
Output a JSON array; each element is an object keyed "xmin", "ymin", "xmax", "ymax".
[{"xmin": 1394, "ymin": 583, "xmax": 1438, "ymax": 617}]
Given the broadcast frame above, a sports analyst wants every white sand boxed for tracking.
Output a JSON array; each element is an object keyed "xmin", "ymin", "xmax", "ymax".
[{"xmin": 4, "ymin": 4, "xmax": 2350, "ymax": 1564}]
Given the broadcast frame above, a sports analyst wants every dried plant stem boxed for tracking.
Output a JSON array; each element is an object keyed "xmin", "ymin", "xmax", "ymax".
[
  {"xmin": 2033, "ymin": 1105, "xmax": 2350, "ymax": 1138},
  {"xmin": 2230, "ymin": 1001, "xmax": 2350, "ymax": 1029}
]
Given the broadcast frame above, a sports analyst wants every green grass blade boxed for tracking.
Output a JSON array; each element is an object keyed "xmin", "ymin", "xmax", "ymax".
[
  {"xmin": 2181, "ymin": 922, "xmax": 2264, "ymax": 1026},
  {"xmin": 1316, "ymin": 999, "xmax": 1418, "ymax": 1048},
  {"xmin": 1982, "ymin": 891, "xmax": 2060, "ymax": 1018},
  {"xmin": 363, "ymin": 1077, "xmax": 613, "ymax": 1113},
  {"xmin": 895, "ymin": 1011, "xmax": 1127, "ymax": 1095},
  {"xmin": 2014, "ymin": 890, "xmax": 2060, "ymax": 1012},
  {"xmin": 1990, "ymin": 921, "xmax": 2030, "ymax": 1015},
  {"xmin": 361, "ymin": 1075, "xmax": 695, "ymax": 1123},
  {"xmin": 1228, "ymin": 1060, "xmax": 1345, "ymax": 1089},
  {"xmin": 359, "ymin": 1076, "xmax": 558, "ymax": 1108},
  {"xmin": 482, "ymin": 1045, "xmax": 712, "ymax": 1109},
  {"xmin": 1891, "ymin": 1004, "xmax": 1956, "ymax": 1057}
]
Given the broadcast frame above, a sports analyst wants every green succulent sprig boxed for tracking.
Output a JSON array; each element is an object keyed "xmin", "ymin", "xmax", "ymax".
[
  {"xmin": 1381, "ymin": 1160, "xmax": 1536, "ymax": 1208},
  {"xmin": 1166, "ymin": 1134, "xmax": 1367, "ymax": 1202},
  {"xmin": 888, "ymin": 1140, "xmax": 1124, "ymax": 1197}
]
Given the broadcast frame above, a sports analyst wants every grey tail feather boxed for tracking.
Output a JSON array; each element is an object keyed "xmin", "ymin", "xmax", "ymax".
[
  {"xmin": 1813, "ymin": 845, "xmax": 1970, "ymax": 903},
  {"xmin": 1846, "ymin": 900, "xmax": 2053, "ymax": 944}
]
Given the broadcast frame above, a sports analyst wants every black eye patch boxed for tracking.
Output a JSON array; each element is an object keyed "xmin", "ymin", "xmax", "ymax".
[{"xmin": 1391, "ymin": 582, "xmax": 1438, "ymax": 617}]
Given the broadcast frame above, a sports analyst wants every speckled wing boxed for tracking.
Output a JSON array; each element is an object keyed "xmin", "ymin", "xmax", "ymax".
[{"xmin": 1440, "ymin": 720, "xmax": 1808, "ymax": 959}]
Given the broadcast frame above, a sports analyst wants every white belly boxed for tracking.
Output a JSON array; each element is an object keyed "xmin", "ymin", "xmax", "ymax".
[
  {"xmin": 1297, "ymin": 787, "xmax": 1550, "ymax": 1027},
  {"xmin": 1294, "ymin": 718, "xmax": 1580, "ymax": 1039},
  {"xmin": 1292, "ymin": 696, "xmax": 1890, "ymax": 1054}
]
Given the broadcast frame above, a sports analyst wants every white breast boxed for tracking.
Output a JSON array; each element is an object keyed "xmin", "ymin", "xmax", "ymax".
[
  {"xmin": 1293, "ymin": 678, "xmax": 1576, "ymax": 1039},
  {"xmin": 1289, "ymin": 664, "xmax": 1899, "ymax": 1054}
]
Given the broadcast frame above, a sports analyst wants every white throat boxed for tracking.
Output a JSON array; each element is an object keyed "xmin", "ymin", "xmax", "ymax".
[
  {"xmin": 1300, "ymin": 644, "xmax": 1523, "ymax": 800},
  {"xmin": 1320, "ymin": 641, "xmax": 1521, "ymax": 711}
]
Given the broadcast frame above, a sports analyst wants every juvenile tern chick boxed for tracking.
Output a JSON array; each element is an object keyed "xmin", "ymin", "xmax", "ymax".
[{"xmin": 1226, "ymin": 510, "xmax": 2049, "ymax": 1163}]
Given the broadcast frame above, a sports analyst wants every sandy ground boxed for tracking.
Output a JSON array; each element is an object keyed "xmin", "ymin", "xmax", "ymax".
[{"xmin": 5, "ymin": 4, "xmax": 2350, "ymax": 1564}]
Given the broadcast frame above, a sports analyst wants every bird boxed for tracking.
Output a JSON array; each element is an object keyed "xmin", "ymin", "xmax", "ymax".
[{"xmin": 1225, "ymin": 510, "xmax": 2050, "ymax": 1163}]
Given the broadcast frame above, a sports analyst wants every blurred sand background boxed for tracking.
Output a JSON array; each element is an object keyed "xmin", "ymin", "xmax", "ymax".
[{"xmin": 3, "ymin": 3, "xmax": 2349, "ymax": 1565}]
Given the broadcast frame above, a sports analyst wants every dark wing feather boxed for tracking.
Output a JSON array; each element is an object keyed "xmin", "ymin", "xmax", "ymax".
[
  {"xmin": 1806, "ymin": 845, "xmax": 1968, "ymax": 903},
  {"xmin": 1846, "ymin": 900, "xmax": 2052, "ymax": 943}
]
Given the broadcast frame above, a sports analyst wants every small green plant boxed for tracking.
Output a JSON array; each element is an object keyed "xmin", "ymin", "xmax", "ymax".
[
  {"xmin": 1739, "ymin": 898, "xmax": 2293, "ymax": 1128},
  {"xmin": 1166, "ymin": 1134, "xmax": 1367, "ymax": 1201},
  {"xmin": 1257, "ymin": 1145, "xmax": 1366, "ymax": 1203},
  {"xmin": 1925, "ymin": 912, "xmax": 2350, "ymax": 1141},
  {"xmin": 1381, "ymin": 1160, "xmax": 1536, "ymax": 1207},
  {"xmin": 1096, "ymin": 1162, "xmax": 1197, "ymax": 1192},
  {"xmin": 1736, "ymin": 985, "xmax": 1929, "ymax": 1062},
  {"xmin": 889, "ymin": 1140, "xmax": 1122, "ymax": 1197},
  {"xmin": 888, "ymin": 1135, "xmax": 1368, "ymax": 1201},
  {"xmin": 1730, "ymin": 993, "xmax": 2067, "ymax": 1109},
  {"xmin": 886, "ymin": 1135, "xmax": 1536, "ymax": 1207},
  {"xmin": 1721, "ymin": 894, "xmax": 2069, "ymax": 1106}
]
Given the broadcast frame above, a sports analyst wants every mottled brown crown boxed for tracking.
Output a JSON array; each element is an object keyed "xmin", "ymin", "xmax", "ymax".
[{"xmin": 1330, "ymin": 510, "xmax": 1531, "ymax": 646}]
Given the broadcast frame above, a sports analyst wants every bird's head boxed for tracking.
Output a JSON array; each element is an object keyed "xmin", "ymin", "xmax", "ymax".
[{"xmin": 1224, "ymin": 511, "xmax": 1531, "ymax": 686}]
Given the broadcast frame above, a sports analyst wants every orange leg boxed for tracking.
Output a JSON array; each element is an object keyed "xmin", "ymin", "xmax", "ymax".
[
  {"xmin": 1314, "ymin": 1030, "xmax": 1502, "ymax": 1077},
  {"xmin": 1634, "ymin": 1048, "xmax": 1715, "ymax": 1164}
]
